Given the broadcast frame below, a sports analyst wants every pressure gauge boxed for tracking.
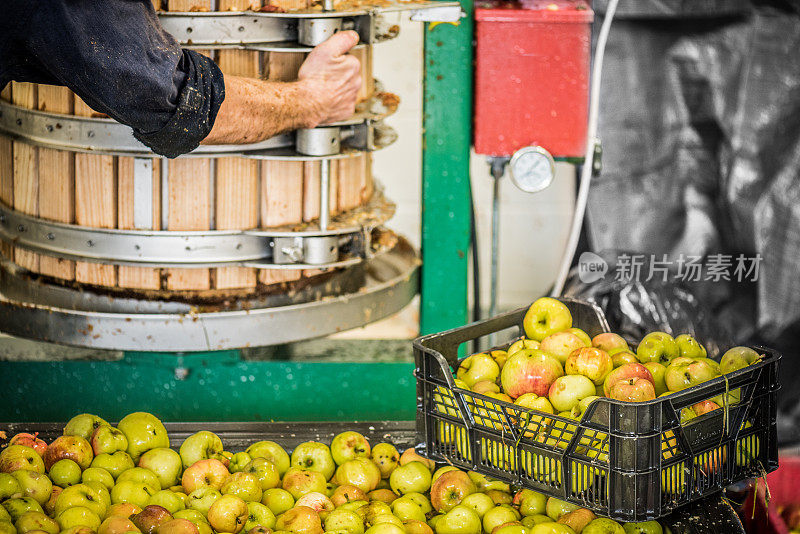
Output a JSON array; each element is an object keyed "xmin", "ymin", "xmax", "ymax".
[{"xmin": 509, "ymin": 145, "xmax": 556, "ymax": 193}]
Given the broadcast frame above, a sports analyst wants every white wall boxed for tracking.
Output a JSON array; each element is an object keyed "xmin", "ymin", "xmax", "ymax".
[{"xmin": 341, "ymin": 17, "xmax": 577, "ymax": 338}]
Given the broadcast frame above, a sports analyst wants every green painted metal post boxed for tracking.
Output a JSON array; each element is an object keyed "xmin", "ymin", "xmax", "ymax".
[{"xmin": 420, "ymin": 6, "xmax": 474, "ymax": 336}]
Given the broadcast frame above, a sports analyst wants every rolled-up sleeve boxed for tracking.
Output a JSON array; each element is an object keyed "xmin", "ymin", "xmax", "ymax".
[{"xmin": 9, "ymin": 0, "xmax": 225, "ymax": 158}]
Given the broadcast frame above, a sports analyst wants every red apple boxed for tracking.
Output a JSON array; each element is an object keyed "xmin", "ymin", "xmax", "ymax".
[
  {"xmin": 471, "ymin": 381, "xmax": 500, "ymax": 396},
  {"xmin": 181, "ymin": 459, "xmax": 229, "ymax": 493},
  {"xmin": 294, "ymin": 492, "xmax": 334, "ymax": 516},
  {"xmin": 692, "ymin": 400, "xmax": 720, "ymax": 416},
  {"xmin": 9, "ymin": 434, "xmax": 47, "ymax": 457},
  {"xmin": 608, "ymin": 377, "xmax": 656, "ymax": 402},
  {"xmin": 155, "ymin": 518, "xmax": 200, "ymax": 534},
  {"xmin": 591, "ymin": 333, "xmax": 629, "ymax": 355},
  {"xmin": 274, "ymin": 506, "xmax": 323, "ymax": 534},
  {"xmin": 131, "ymin": 506, "xmax": 173, "ymax": 534},
  {"xmin": 429, "ymin": 471, "xmax": 476, "ymax": 513},
  {"xmin": 43, "ymin": 436, "xmax": 93, "ymax": 471},
  {"xmin": 398, "ymin": 450, "xmax": 434, "ymax": 471},
  {"xmin": 603, "ymin": 363, "xmax": 654, "ymax": 397},
  {"xmin": 330, "ymin": 485, "xmax": 366, "ymax": 507},
  {"xmin": 564, "ymin": 348, "xmax": 613, "ymax": 385},
  {"xmin": 500, "ymin": 349, "xmax": 564, "ymax": 399}
]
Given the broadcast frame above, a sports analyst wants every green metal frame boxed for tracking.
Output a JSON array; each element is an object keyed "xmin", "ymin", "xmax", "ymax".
[
  {"xmin": 0, "ymin": 7, "xmax": 474, "ymax": 423},
  {"xmin": 420, "ymin": 7, "xmax": 474, "ymax": 336}
]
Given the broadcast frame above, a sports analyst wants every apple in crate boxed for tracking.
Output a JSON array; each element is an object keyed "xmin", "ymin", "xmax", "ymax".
[
  {"xmin": 608, "ymin": 378, "xmax": 656, "ymax": 402},
  {"xmin": 548, "ymin": 375, "xmax": 596, "ymax": 412},
  {"xmin": 457, "ymin": 354, "xmax": 501, "ymax": 388},
  {"xmin": 523, "ymin": 298, "xmax": 572, "ymax": 342},
  {"xmin": 501, "ymin": 350, "xmax": 564, "ymax": 399},
  {"xmin": 603, "ymin": 363, "xmax": 654, "ymax": 397},
  {"xmin": 565, "ymin": 348, "xmax": 613, "ymax": 385},
  {"xmin": 675, "ymin": 334, "xmax": 707, "ymax": 359},
  {"xmin": 430, "ymin": 470, "xmax": 476, "ymax": 512},
  {"xmin": 664, "ymin": 360, "xmax": 718, "ymax": 392},
  {"xmin": 636, "ymin": 332, "xmax": 680, "ymax": 365},
  {"xmin": 592, "ymin": 333, "xmax": 629, "ymax": 356},
  {"xmin": 720, "ymin": 346, "xmax": 761, "ymax": 374},
  {"xmin": 539, "ymin": 332, "xmax": 587, "ymax": 365}
]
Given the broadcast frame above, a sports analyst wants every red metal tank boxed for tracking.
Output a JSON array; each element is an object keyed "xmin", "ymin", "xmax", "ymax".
[{"xmin": 473, "ymin": 0, "xmax": 593, "ymax": 158}]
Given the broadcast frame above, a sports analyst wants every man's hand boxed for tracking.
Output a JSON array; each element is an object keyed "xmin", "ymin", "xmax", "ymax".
[{"xmin": 297, "ymin": 30, "xmax": 362, "ymax": 126}]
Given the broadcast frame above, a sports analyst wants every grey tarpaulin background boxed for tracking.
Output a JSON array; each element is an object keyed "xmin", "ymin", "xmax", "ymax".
[{"xmin": 564, "ymin": 1, "xmax": 800, "ymax": 442}]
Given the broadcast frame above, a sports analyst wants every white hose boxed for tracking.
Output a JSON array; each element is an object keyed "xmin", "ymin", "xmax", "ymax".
[{"xmin": 550, "ymin": 0, "xmax": 620, "ymax": 297}]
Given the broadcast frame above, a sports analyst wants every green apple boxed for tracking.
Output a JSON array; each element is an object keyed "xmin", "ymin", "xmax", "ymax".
[
  {"xmin": 483, "ymin": 506, "xmax": 520, "ymax": 534},
  {"xmin": 245, "ymin": 442, "xmax": 290, "ymax": 477},
  {"xmin": 173, "ymin": 509, "xmax": 208, "ymax": 525},
  {"xmin": 43, "ymin": 436, "xmax": 93, "ymax": 471},
  {"xmin": 243, "ymin": 458, "xmax": 280, "ymax": 491},
  {"xmin": 512, "ymin": 490, "xmax": 546, "ymax": 517},
  {"xmin": 459, "ymin": 493, "xmax": 494, "ymax": 518},
  {"xmin": 110, "ymin": 480, "xmax": 156, "ymax": 508},
  {"xmin": 274, "ymin": 504, "xmax": 323, "ymax": 534},
  {"xmin": 636, "ymin": 333, "xmax": 679, "ymax": 365},
  {"xmin": 330, "ymin": 432, "xmax": 371, "ymax": 466},
  {"xmin": 221, "ymin": 472, "xmax": 262, "ymax": 503},
  {"xmin": 622, "ymin": 521, "xmax": 662, "ymax": 533},
  {"xmin": 391, "ymin": 496, "xmax": 427, "ymax": 522},
  {"xmin": 15, "ymin": 510, "xmax": 59, "ymax": 534},
  {"xmin": 64, "ymin": 414, "xmax": 109, "ymax": 441},
  {"xmin": 611, "ymin": 352, "xmax": 638, "ymax": 368},
  {"xmin": 435, "ymin": 505, "xmax": 482, "ymax": 534},
  {"xmin": 118, "ymin": 468, "xmax": 161, "ymax": 491},
  {"xmin": 0, "ymin": 521, "xmax": 14, "ymax": 534},
  {"xmin": 260, "ymin": 488, "xmax": 293, "ymax": 516},
  {"xmin": 55, "ymin": 483, "xmax": 107, "ymax": 518},
  {"xmin": 355, "ymin": 501, "xmax": 391, "ymax": 526},
  {"xmin": 117, "ymin": 412, "xmax": 170, "ymax": 462},
  {"xmin": 697, "ymin": 358, "xmax": 721, "ymax": 375},
  {"xmin": 370, "ymin": 444, "xmax": 399, "ymax": 480},
  {"xmin": 11, "ymin": 470, "xmax": 51, "ymax": 505},
  {"xmin": 0, "ymin": 446, "xmax": 45, "ymax": 475},
  {"xmin": 465, "ymin": 473, "xmax": 509, "ymax": 494},
  {"xmin": 244, "ymin": 502, "xmax": 276, "ymax": 531},
  {"xmin": 281, "ymin": 467, "xmax": 327, "ymax": 500},
  {"xmin": 148, "ymin": 490, "xmax": 186, "ymax": 514},
  {"xmin": 674, "ymin": 335, "xmax": 706, "ymax": 359},
  {"xmin": 91, "ymin": 451, "xmax": 135, "ymax": 479},
  {"xmin": 364, "ymin": 524, "xmax": 404, "ymax": 534},
  {"xmin": 540, "ymin": 332, "xmax": 587, "ymax": 366},
  {"xmin": 139, "ymin": 448, "xmax": 183, "ymax": 489},
  {"xmin": 520, "ymin": 515, "xmax": 551, "ymax": 527},
  {"xmin": 290, "ymin": 442, "xmax": 336, "ymax": 481},
  {"xmin": 508, "ymin": 339, "xmax": 540, "ymax": 357},
  {"xmin": 523, "ymin": 298, "xmax": 572, "ymax": 342},
  {"xmin": 56, "ymin": 506, "xmax": 102, "ymax": 531},
  {"xmin": 664, "ymin": 360, "xmax": 718, "ymax": 392},
  {"xmin": 179, "ymin": 432, "xmax": 225, "ymax": 470},
  {"xmin": 432, "ymin": 467, "xmax": 459, "ymax": 485},
  {"xmin": 491, "ymin": 523, "xmax": 526, "ymax": 534},
  {"xmin": 3, "ymin": 497, "xmax": 43, "ymax": 523},
  {"xmin": 0, "ymin": 474, "xmax": 22, "ymax": 501},
  {"xmin": 457, "ymin": 354, "xmax": 501, "ymax": 388},
  {"xmin": 547, "ymin": 375, "xmax": 596, "ymax": 413},
  {"xmin": 91, "ymin": 426, "xmax": 128, "ymax": 456},
  {"xmin": 333, "ymin": 459, "xmax": 380, "ymax": 493},
  {"xmin": 720, "ymin": 347, "xmax": 761, "ymax": 374},
  {"xmin": 186, "ymin": 487, "xmax": 222, "ymax": 515},
  {"xmin": 567, "ymin": 328, "xmax": 592, "ymax": 347},
  {"xmin": 642, "ymin": 363, "xmax": 668, "ymax": 396},
  {"xmin": 389, "ymin": 462, "xmax": 432, "ymax": 496},
  {"xmin": 228, "ymin": 453, "xmax": 252, "ymax": 474},
  {"xmin": 325, "ymin": 509, "xmax": 364, "ymax": 534},
  {"xmin": 207, "ymin": 495, "xmax": 248, "ymax": 534},
  {"xmin": 544, "ymin": 499, "xmax": 578, "ymax": 521},
  {"xmin": 81, "ymin": 467, "xmax": 115, "ymax": 490},
  {"xmin": 49, "ymin": 459, "xmax": 82, "ymax": 488},
  {"xmin": 583, "ymin": 518, "xmax": 624, "ymax": 533}
]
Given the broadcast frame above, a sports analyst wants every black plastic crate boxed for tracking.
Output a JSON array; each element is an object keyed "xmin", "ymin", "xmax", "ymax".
[{"xmin": 413, "ymin": 298, "xmax": 780, "ymax": 521}]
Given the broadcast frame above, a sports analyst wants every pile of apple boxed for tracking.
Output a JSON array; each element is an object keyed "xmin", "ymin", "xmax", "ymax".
[
  {"xmin": 0, "ymin": 413, "xmax": 666, "ymax": 534},
  {"xmin": 451, "ymin": 297, "xmax": 764, "ymax": 429}
]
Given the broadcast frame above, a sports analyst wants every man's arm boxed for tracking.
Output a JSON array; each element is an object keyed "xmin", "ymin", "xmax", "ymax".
[{"xmin": 203, "ymin": 31, "xmax": 362, "ymax": 145}]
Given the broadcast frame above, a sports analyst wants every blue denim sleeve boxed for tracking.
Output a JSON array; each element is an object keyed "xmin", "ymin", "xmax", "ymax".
[{"xmin": 4, "ymin": 0, "xmax": 225, "ymax": 158}]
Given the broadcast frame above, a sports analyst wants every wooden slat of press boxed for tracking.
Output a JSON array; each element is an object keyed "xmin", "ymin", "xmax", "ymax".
[
  {"xmin": 117, "ymin": 157, "xmax": 161, "ymax": 289},
  {"xmin": 74, "ymin": 97, "xmax": 117, "ymax": 286},
  {"xmin": 11, "ymin": 83, "xmax": 40, "ymax": 273},
  {"xmin": 215, "ymin": 0, "xmax": 259, "ymax": 290},
  {"xmin": 37, "ymin": 85, "xmax": 76, "ymax": 280},
  {"xmin": 167, "ymin": 0, "xmax": 213, "ymax": 290},
  {"xmin": 351, "ymin": 46, "xmax": 374, "ymax": 104},
  {"xmin": 259, "ymin": 46, "xmax": 306, "ymax": 286},
  {"xmin": 0, "ymin": 85, "xmax": 13, "ymax": 261}
]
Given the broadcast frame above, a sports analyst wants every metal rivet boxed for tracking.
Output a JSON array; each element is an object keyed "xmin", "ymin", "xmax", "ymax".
[
  {"xmin": 186, "ymin": 27, "xmax": 193, "ymax": 33},
  {"xmin": 87, "ymin": 240, "xmax": 94, "ymax": 247},
  {"xmin": 87, "ymin": 131, "xmax": 95, "ymax": 138},
  {"xmin": 15, "ymin": 119, "xmax": 22, "ymax": 126},
  {"xmin": 46, "ymin": 233, "xmax": 55, "ymax": 241},
  {"xmin": 46, "ymin": 125, "xmax": 54, "ymax": 132},
  {"xmin": 16, "ymin": 225, "xmax": 25, "ymax": 232},
  {"xmin": 236, "ymin": 243, "xmax": 242, "ymax": 250},
  {"xmin": 238, "ymin": 26, "xmax": 245, "ymax": 32},
  {"xmin": 134, "ymin": 244, "xmax": 141, "ymax": 250}
]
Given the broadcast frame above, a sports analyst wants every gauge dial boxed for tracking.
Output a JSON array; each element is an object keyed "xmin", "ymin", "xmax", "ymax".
[{"xmin": 509, "ymin": 146, "xmax": 555, "ymax": 193}]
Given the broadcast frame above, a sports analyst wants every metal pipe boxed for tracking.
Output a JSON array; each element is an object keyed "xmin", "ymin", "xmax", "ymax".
[
  {"xmin": 320, "ymin": 160, "xmax": 331, "ymax": 230},
  {"xmin": 487, "ymin": 157, "xmax": 507, "ymax": 346}
]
